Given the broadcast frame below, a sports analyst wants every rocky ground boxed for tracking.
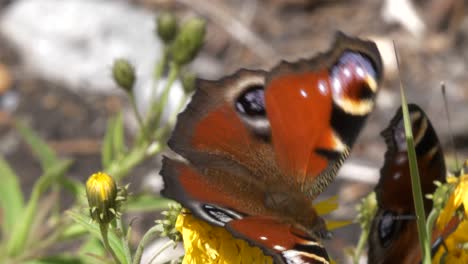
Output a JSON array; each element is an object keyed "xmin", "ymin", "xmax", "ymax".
[{"xmin": 1, "ymin": 0, "xmax": 468, "ymax": 263}]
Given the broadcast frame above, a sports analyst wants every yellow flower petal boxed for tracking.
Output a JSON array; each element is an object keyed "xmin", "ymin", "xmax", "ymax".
[
  {"xmin": 176, "ymin": 197, "xmax": 343, "ymax": 263},
  {"xmin": 176, "ymin": 212, "xmax": 273, "ymax": 264},
  {"xmin": 326, "ymin": 220, "xmax": 353, "ymax": 230},
  {"xmin": 433, "ymin": 173, "xmax": 468, "ymax": 264},
  {"xmin": 315, "ymin": 196, "xmax": 339, "ymax": 215}
]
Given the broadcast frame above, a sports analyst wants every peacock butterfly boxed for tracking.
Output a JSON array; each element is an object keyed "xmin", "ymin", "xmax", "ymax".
[
  {"xmin": 368, "ymin": 104, "xmax": 449, "ymax": 264},
  {"xmin": 161, "ymin": 32, "xmax": 383, "ymax": 264}
]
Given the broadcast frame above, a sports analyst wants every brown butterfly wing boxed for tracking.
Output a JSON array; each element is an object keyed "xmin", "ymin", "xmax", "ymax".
[
  {"xmin": 368, "ymin": 104, "xmax": 446, "ymax": 264},
  {"xmin": 162, "ymin": 32, "xmax": 383, "ymax": 263},
  {"xmin": 161, "ymin": 158, "xmax": 330, "ymax": 264},
  {"xmin": 226, "ymin": 216, "xmax": 330, "ymax": 264}
]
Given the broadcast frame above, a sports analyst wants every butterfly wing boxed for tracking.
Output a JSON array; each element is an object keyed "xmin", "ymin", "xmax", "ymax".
[
  {"xmin": 162, "ymin": 32, "xmax": 382, "ymax": 263},
  {"xmin": 368, "ymin": 104, "xmax": 447, "ymax": 264},
  {"xmin": 264, "ymin": 32, "xmax": 382, "ymax": 198},
  {"xmin": 161, "ymin": 158, "xmax": 330, "ymax": 264},
  {"xmin": 226, "ymin": 216, "xmax": 330, "ymax": 264}
]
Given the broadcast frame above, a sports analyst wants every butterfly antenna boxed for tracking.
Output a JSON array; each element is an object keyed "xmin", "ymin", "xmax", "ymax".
[{"xmin": 441, "ymin": 82, "xmax": 460, "ymax": 170}]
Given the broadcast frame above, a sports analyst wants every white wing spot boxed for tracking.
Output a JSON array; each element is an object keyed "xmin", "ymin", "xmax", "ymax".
[
  {"xmin": 318, "ymin": 80, "xmax": 328, "ymax": 95},
  {"xmin": 274, "ymin": 245, "xmax": 286, "ymax": 251},
  {"xmin": 332, "ymin": 78, "xmax": 342, "ymax": 94},
  {"xmin": 343, "ymin": 67, "xmax": 351, "ymax": 77},
  {"xmin": 356, "ymin": 66, "xmax": 365, "ymax": 78}
]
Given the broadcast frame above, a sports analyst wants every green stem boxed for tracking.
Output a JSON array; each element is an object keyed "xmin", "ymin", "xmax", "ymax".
[
  {"xmin": 152, "ymin": 48, "xmax": 169, "ymax": 99},
  {"xmin": 353, "ymin": 227, "xmax": 369, "ymax": 264},
  {"xmin": 99, "ymin": 224, "xmax": 121, "ymax": 264},
  {"xmin": 132, "ymin": 226, "xmax": 162, "ymax": 264},
  {"xmin": 106, "ymin": 142, "xmax": 162, "ymax": 181},
  {"xmin": 117, "ymin": 218, "xmax": 132, "ymax": 264},
  {"xmin": 154, "ymin": 93, "xmax": 188, "ymax": 141},
  {"xmin": 426, "ymin": 209, "xmax": 440, "ymax": 249},
  {"xmin": 129, "ymin": 94, "xmax": 146, "ymax": 132},
  {"xmin": 152, "ymin": 62, "xmax": 180, "ymax": 134},
  {"xmin": 148, "ymin": 240, "xmax": 176, "ymax": 264}
]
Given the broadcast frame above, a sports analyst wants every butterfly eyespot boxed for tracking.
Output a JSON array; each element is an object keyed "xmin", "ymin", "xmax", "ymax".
[
  {"xmin": 235, "ymin": 85, "xmax": 266, "ymax": 117},
  {"xmin": 235, "ymin": 85, "xmax": 271, "ymax": 141},
  {"xmin": 378, "ymin": 210, "xmax": 398, "ymax": 248},
  {"xmin": 329, "ymin": 51, "xmax": 379, "ymax": 116}
]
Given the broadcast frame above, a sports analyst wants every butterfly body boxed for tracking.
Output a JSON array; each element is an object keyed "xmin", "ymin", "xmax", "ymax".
[{"xmin": 162, "ymin": 32, "xmax": 383, "ymax": 263}]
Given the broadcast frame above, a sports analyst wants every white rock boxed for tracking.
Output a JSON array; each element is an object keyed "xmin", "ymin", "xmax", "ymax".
[
  {"xmin": 0, "ymin": 0, "xmax": 162, "ymax": 93},
  {"xmin": 382, "ymin": 0, "xmax": 426, "ymax": 37}
]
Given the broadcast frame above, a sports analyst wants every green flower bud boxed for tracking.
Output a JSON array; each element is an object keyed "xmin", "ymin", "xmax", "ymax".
[
  {"xmin": 86, "ymin": 172, "xmax": 118, "ymax": 224},
  {"xmin": 356, "ymin": 192, "xmax": 377, "ymax": 230},
  {"xmin": 431, "ymin": 180, "xmax": 453, "ymax": 211},
  {"xmin": 170, "ymin": 18, "xmax": 206, "ymax": 65},
  {"xmin": 154, "ymin": 203, "xmax": 182, "ymax": 242},
  {"xmin": 112, "ymin": 59, "xmax": 135, "ymax": 92},
  {"xmin": 181, "ymin": 71, "xmax": 196, "ymax": 93},
  {"xmin": 157, "ymin": 12, "xmax": 178, "ymax": 44}
]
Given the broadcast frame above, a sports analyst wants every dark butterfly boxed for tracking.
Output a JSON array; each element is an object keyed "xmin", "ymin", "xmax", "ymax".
[
  {"xmin": 368, "ymin": 104, "xmax": 452, "ymax": 263},
  {"xmin": 161, "ymin": 32, "xmax": 383, "ymax": 264}
]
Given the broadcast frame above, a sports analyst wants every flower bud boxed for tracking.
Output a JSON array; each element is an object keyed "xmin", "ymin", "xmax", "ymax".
[
  {"xmin": 157, "ymin": 12, "xmax": 178, "ymax": 44},
  {"xmin": 112, "ymin": 59, "xmax": 135, "ymax": 92},
  {"xmin": 86, "ymin": 172, "xmax": 118, "ymax": 224},
  {"xmin": 356, "ymin": 192, "xmax": 377, "ymax": 230},
  {"xmin": 431, "ymin": 180, "xmax": 453, "ymax": 211},
  {"xmin": 170, "ymin": 18, "xmax": 206, "ymax": 65},
  {"xmin": 155, "ymin": 203, "xmax": 182, "ymax": 242}
]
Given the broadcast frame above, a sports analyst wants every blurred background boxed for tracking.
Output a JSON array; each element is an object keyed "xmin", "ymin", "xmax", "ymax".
[{"xmin": 1, "ymin": 0, "xmax": 468, "ymax": 263}]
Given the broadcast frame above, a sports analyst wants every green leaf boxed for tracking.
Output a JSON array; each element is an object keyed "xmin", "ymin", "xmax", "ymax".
[
  {"xmin": 25, "ymin": 255, "xmax": 86, "ymax": 264},
  {"xmin": 0, "ymin": 157, "xmax": 25, "ymax": 237},
  {"xmin": 102, "ymin": 116, "xmax": 117, "ymax": 169},
  {"xmin": 112, "ymin": 113, "xmax": 126, "ymax": 159},
  {"xmin": 67, "ymin": 211, "xmax": 127, "ymax": 264},
  {"xmin": 400, "ymin": 80, "xmax": 431, "ymax": 263},
  {"xmin": 394, "ymin": 41, "xmax": 430, "ymax": 263},
  {"xmin": 7, "ymin": 159, "xmax": 72, "ymax": 256},
  {"xmin": 102, "ymin": 113, "xmax": 126, "ymax": 170},
  {"xmin": 32, "ymin": 160, "xmax": 73, "ymax": 199},
  {"xmin": 59, "ymin": 177, "xmax": 86, "ymax": 203},
  {"xmin": 59, "ymin": 223, "xmax": 89, "ymax": 240},
  {"xmin": 79, "ymin": 237, "xmax": 108, "ymax": 264},
  {"xmin": 16, "ymin": 121, "xmax": 58, "ymax": 170},
  {"xmin": 126, "ymin": 194, "xmax": 174, "ymax": 212}
]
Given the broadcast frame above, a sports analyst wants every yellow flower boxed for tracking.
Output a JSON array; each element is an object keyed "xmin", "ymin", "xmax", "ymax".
[
  {"xmin": 176, "ymin": 196, "xmax": 344, "ymax": 263},
  {"xmin": 85, "ymin": 172, "xmax": 118, "ymax": 224},
  {"xmin": 433, "ymin": 173, "xmax": 468, "ymax": 264},
  {"xmin": 176, "ymin": 212, "xmax": 273, "ymax": 264},
  {"xmin": 436, "ymin": 174, "xmax": 467, "ymax": 229}
]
